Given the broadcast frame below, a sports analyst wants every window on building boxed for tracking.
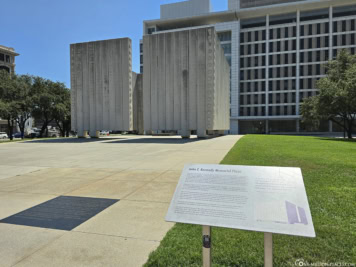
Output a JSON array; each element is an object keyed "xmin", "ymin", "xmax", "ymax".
[
  {"xmin": 147, "ymin": 27, "xmax": 156, "ymax": 34},
  {"xmin": 5, "ymin": 55, "xmax": 10, "ymax": 63},
  {"xmin": 277, "ymin": 41, "xmax": 281, "ymax": 51},
  {"xmin": 351, "ymin": 34, "xmax": 355, "ymax": 45},
  {"xmin": 308, "ymin": 79, "xmax": 313, "ymax": 89},
  {"xmin": 218, "ymin": 31, "xmax": 232, "ymax": 42},
  {"xmin": 222, "ymin": 43, "xmax": 232, "ymax": 54},
  {"xmin": 269, "ymin": 29, "xmax": 274, "ymax": 40},
  {"xmin": 342, "ymin": 21, "xmax": 347, "ymax": 32},
  {"xmin": 262, "ymin": 30, "xmax": 266, "ymax": 40},
  {"xmin": 262, "ymin": 43, "xmax": 266, "ymax": 53},
  {"xmin": 277, "ymin": 28, "xmax": 281, "ymax": 39},
  {"xmin": 293, "ymin": 26, "xmax": 297, "ymax": 37},
  {"xmin": 351, "ymin": 20, "xmax": 355, "ymax": 31},
  {"xmin": 285, "ymin": 28, "xmax": 289, "ymax": 38},
  {"xmin": 325, "ymin": 36, "xmax": 329, "ymax": 47},
  {"xmin": 300, "ymin": 39, "xmax": 304, "ymax": 50},
  {"xmin": 300, "ymin": 25, "xmax": 305, "ymax": 36},
  {"xmin": 240, "ymin": 33, "xmax": 245, "ymax": 43},
  {"xmin": 241, "ymin": 17, "xmax": 266, "ymax": 29},
  {"xmin": 333, "ymin": 5, "xmax": 356, "ymax": 18},
  {"xmin": 140, "ymin": 43, "xmax": 143, "ymax": 53},
  {"xmin": 317, "ymin": 24, "xmax": 321, "ymax": 34},
  {"xmin": 317, "ymin": 37, "xmax": 321, "ymax": 48},
  {"xmin": 308, "ymin": 38, "xmax": 313, "ymax": 49},
  {"xmin": 333, "ymin": 21, "xmax": 338, "ymax": 32},
  {"xmin": 300, "ymin": 8, "xmax": 329, "ymax": 21},
  {"xmin": 300, "ymin": 52, "xmax": 304, "ymax": 63},
  {"xmin": 308, "ymin": 51, "xmax": 313, "ymax": 63},
  {"xmin": 0, "ymin": 53, "xmax": 4, "ymax": 61},
  {"xmin": 292, "ymin": 40, "xmax": 296, "ymax": 50},
  {"xmin": 255, "ymin": 31, "xmax": 259, "ymax": 41},
  {"xmin": 309, "ymin": 24, "xmax": 313, "ymax": 36},
  {"xmin": 333, "ymin": 35, "xmax": 338, "ymax": 47},
  {"xmin": 140, "ymin": 55, "xmax": 143, "ymax": 64},
  {"xmin": 270, "ymin": 13, "xmax": 297, "ymax": 26},
  {"xmin": 300, "ymin": 79, "xmax": 304, "ymax": 89},
  {"xmin": 140, "ymin": 66, "xmax": 143, "ymax": 73},
  {"xmin": 248, "ymin": 32, "xmax": 252, "ymax": 42},
  {"xmin": 342, "ymin": 34, "xmax": 346, "ymax": 46},
  {"xmin": 285, "ymin": 40, "xmax": 289, "ymax": 50}
]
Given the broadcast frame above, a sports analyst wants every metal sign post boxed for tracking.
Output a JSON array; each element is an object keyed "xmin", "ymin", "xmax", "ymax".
[
  {"xmin": 203, "ymin": 225, "xmax": 212, "ymax": 267},
  {"xmin": 264, "ymin": 233, "xmax": 273, "ymax": 267}
]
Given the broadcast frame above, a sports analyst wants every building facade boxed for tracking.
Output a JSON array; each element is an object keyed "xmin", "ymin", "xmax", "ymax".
[
  {"xmin": 0, "ymin": 45, "xmax": 19, "ymax": 75},
  {"xmin": 142, "ymin": 0, "xmax": 356, "ymax": 134}
]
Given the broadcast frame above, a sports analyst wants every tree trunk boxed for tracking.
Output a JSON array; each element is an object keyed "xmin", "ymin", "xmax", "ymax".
[
  {"xmin": 348, "ymin": 120, "xmax": 354, "ymax": 139},
  {"xmin": 39, "ymin": 121, "xmax": 48, "ymax": 138},
  {"xmin": 7, "ymin": 119, "xmax": 14, "ymax": 141}
]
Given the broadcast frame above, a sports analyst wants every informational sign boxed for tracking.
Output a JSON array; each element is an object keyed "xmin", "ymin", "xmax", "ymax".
[{"xmin": 166, "ymin": 164, "xmax": 315, "ymax": 238}]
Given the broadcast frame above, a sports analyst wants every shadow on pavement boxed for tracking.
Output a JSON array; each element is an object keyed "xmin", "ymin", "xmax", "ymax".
[
  {"xmin": 23, "ymin": 138, "xmax": 124, "ymax": 144},
  {"xmin": 105, "ymin": 137, "xmax": 218, "ymax": 144}
]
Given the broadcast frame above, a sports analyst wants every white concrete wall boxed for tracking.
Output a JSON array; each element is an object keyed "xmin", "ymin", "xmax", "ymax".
[
  {"xmin": 143, "ymin": 27, "xmax": 230, "ymax": 137},
  {"xmin": 70, "ymin": 38, "xmax": 133, "ymax": 136},
  {"xmin": 161, "ymin": 0, "xmax": 211, "ymax": 20},
  {"xmin": 228, "ymin": 0, "xmax": 240, "ymax": 10}
]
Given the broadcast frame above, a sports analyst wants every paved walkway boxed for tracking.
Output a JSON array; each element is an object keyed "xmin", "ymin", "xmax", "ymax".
[{"xmin": 0, "ymin": 135, "xmax": 242, "ymax": 267}]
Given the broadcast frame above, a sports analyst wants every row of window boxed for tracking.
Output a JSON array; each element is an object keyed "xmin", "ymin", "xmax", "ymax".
[
  {"xmin": 240, "ymin": 106, "xmax": 297, "ymax": 117},
  {"xmin": 240, "ymin": 5, "xmax": 356, "ymax": 30},
  {"xmin": 241, "ymin": 20, "xmax": 356, "ymax": 43},
  {"xmin": 240, "ymin": 78, "xmax": 319, "ymax": 92},
  {"xmin": 0, "ymin": 53, "xmax": 11, "ymax": 63}
]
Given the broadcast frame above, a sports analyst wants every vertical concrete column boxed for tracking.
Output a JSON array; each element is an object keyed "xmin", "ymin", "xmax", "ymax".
[
  {"xmin": 329, "ymin": 6, "xmax": 333, "ymax": 60},
  {"xmin": 296, "ymin": 10, "xmax": 301, "ymax": 117},
  {"xmin": 265, "ymin": 15, "xmax": 270, "ymax": 118}
]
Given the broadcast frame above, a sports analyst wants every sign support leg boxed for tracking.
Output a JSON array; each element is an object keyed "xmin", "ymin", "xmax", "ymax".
[
  {"xmin": 202, "ymin": 225, "xmax": 211, "ymax": 267},
  {"xmin": 264, "ymin": 233, "xmax": 273, "ymax": 267}
]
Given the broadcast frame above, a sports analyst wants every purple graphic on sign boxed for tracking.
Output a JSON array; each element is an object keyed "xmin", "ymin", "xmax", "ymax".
[{"xmin": 286, "ymin": 201, "xmax": 308, "ymax": 225}]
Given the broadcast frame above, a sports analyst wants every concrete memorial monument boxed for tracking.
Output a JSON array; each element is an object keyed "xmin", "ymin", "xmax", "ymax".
[
  {"xmin": 166, "ymin": 164, "xmax": 315, "ymax": 267},
  {"xmin": 143, "ymin": 27, "xmax": 230, "ymax": 138},
  {"xmin": 70, "ymin": 38, "xmax": 135, "ymax": 137}
]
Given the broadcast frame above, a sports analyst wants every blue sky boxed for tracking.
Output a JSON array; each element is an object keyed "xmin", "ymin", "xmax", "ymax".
[{"xmin": 1, "ymin": 0, "xmax": 228, "ymax": 87}]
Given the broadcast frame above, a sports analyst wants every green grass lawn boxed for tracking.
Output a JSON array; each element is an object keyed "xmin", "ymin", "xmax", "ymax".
[{"xmin": 145, "ymin": 135, "xmax": 356, "ymax": 267}]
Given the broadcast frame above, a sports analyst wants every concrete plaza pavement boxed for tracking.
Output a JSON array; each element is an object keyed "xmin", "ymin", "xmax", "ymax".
[{"xmin": 0, "ymin": 135, "xmax": 241, "ymax": 267}]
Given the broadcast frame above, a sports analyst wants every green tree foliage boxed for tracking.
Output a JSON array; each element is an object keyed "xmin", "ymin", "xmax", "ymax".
[
  {"xmin": 301, "ymin": 50, "xmax": 356, "ymax": 138},
  {"xmin": 0, "ymin": 70, "xmax": 71, "ymax": 139}
]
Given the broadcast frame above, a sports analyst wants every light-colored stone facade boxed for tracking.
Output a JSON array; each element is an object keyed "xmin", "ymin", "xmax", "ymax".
[
  {"xmin": 143, "ymin": 27, "xmax": 230, "ymax": 138},
  {"xmin": 0, "ymin": 45, "xmax": 19, "ymax": 75},
  {"xmin": 70, "ymin": 38, "xmax": 134, "ymax": 137}
]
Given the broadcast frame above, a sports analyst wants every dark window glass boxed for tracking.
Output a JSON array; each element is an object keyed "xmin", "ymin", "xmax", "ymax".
[
  {"xmin": 325, "ymin": 22, "xmax": 329, "ymax": 33},
  {"xmin": 262, "ymin": 43, "xmax": 266, "ymax": 53},
  {"xmin": 308, "ymin": 51, "xmax": 312, "ymax": 63},
  {"xmin": 269, "ymin": 29, "xmax": 274, "ymax": 40},
  {"xmin": 270, "ymin": 13, "xmax": 297, "ymax": 25},
  {"xmin": 308, "ymin": 38, "xmax": 313, "ymax": 49},
  {"xmin": 277, "ymin": 42, "xmax": 281, "ymax": 51},
  {"xmin": 308, "ymin": 79, "xmax": 313, "ymax": 88},
  {"xmin": 342, "ymin": 34, "xmax": 346, "ymax": 46},
  {"xmin": 285, "ymin": 28, "xmax": 289, "ymax": 38},
  {"xmin": 333, "ymin": 5, "xmax": 356, "ymax": 18},
  {"xmin": 317, "ymin": 24, "xmax": 321, "ymax": 34},
  {"xmin": 300, "ymin": 79, "xmax": 304, "ymax": 89},
  {"xmin": 285, "ymin": 40, "xmax": 289, "ymax": 50},
  {"xmin": 292, "ymin": 53, "xmax": 296, "ymax": 64},
  {"xmin": 293, "ymin": 26, "xmax": 296, "ymax": 37},
  {"xmin": 292, "ymin": 40, "xmax": 296, "ymax": 50},
  {"xmin": 0, "ymin": 53, "xmax": 4, "ymax": 61},
  {"xmin": 140, "ymin": 43, "xmax": 143, "ymax": 53},
  {"xmin": 351, "ymin": 34, "xmax": 355, "ymax": 45},
  {"xmin": 255, "ymin": 31, "xmax": 259, "ymax": 41},
  {"xmin": 300, "ymin": 25, "xmax": 305, "ymax": 36},
  {"xmin": 262, "ymin": 30, "xmax": 266, "ymax": 40},
  {"xmin": 333, "ymin": 21, "xmax": 338, "ymax": 32},
  {"xmin": 241, "ymin": 17, "xmax": 266, "ymax": 29},
  {"xmin": 309, "ymin": 24, "xmax": 313, "ymax": 35},
  {"xmin": 300, "ymin": 39, "xmax": 304, "ymax": 50},
  {"xmin": 140, "ymin": 55, "xmax": 143, "ymax": 64},
  {"xmin": 301, "ymin": 8, "xmax": 329, "ymax": 21},
  {"xmin": 240, "ymin": 46, "xmax": 245, "ymax": 56},
  {"xmin": 240, "ymin": 58, "xmax": 244, "ymax": 68},
  {"xmin": 351, "ymin": 20, "xmax": 355, "ymax": 31},
  {"xmin": 240, "ymin": 33, "xmax": 245, "ymax": 43},
  {"xmin": 317, "ymin": 37, "xmax": 321, "ymax": 48},
  {"xmin": 277, "ymin": 28, "xmax": 281, "ymax": 39},
  {"xmin": 300, "ymin": 52, "xmax": 304, "ymax": 63},
  {"xmin": 333, "ymin": 35, "xmax": 338, "ymax": 46},
  {"xmin": 248, "ymin": 32, "xmax": 251, "ymax": 42},
  {"xmin": 140, "ymin": 66, "xmax": 143, "ymax": 73},
  {"xmin": 5, "ymin": 55, "xmax": 10, "ymax": 63},
  {"xmin": 325, "ymin": 36, "xmax": 329, "ymax": 47},
  {"xmin": 342, "ymin": 21, "xmax": 347, "ymax": 32}
]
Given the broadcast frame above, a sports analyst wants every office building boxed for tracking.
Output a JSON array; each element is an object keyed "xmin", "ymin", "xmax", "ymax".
[{"xmin": 142, "ymin": 0, "xmax": 356, "ymax": 134}]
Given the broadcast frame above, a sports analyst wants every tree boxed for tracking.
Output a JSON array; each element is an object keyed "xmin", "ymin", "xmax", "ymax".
[
  {"xmin": 30, "ymin": 77, "xmax": 57, "ymax": 137},
  {"xmin": 0, "ymin": 70, "xmax": 20, "ymax": 140},
  {"xmin": 301, "ymin": 50, "xmax": 356, "ymax": 139},
  {"xmin": 14, "ymin": 75, "xmax": 33, "ymax": 139},
  {"xmin": 52, "ymin": 83, "xmax": 71, "ymax": 137}
]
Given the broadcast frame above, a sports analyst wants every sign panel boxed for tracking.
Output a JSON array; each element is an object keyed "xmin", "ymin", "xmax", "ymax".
[{"xmin": 166, "ymin": 164, "xmax": 315, "ymax": 237}]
